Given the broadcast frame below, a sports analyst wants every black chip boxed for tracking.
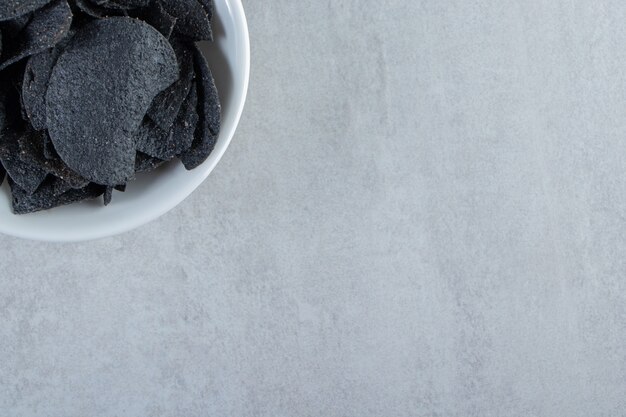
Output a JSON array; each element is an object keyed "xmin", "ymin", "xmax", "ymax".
[
  {"xmin": 73, "ymin": 0, "xmax": 104, "ymax": 18},
  {"xmin": 1, "ymin": 0, "xmax": 221, "ymax": 213},
  {"xmin": 75, "ymin": 0, "xmax": 142, "ymax": 17},
  {"xmin": 159, "ymin": 0, "xmax": 212, "ymax": 41},
  {"xmin": 105, "ymin": 0, "xmax": 150, "ymax": 10},
  {"xmin": 46, "ymin": 17, "xmax": 179, "ymax": 185},
  {"xmin": 180, "ymin": 45, "xmax": 221, "ymax": 170},
  {"xmin": 17, "ymin": 130, "xmax": 89, "ymax": 188},
  {"xmin": 22, "ymin": 49, "xmax": 58, "ymax": 131},
  {"xmin": 0, "ymin": 13, "xmax": 33, "ymax": 36},
  {"xmin": 0, "ymin": 0, "xmax": 52, "ymax": 22},
  {"xmin": 103, "ymin": 186, "xmax": 113, "ymax": 205},
  {"xmin": 135, "ymin": 151, "xmax": 164, "ymax": 173},
  {"xmin": 134, "ymin": 118, "xmax": 171, "ymax": 159},
  {"xmin": 131, "ymin": 0, "xmax": 176, "ymax": 39},
  {"xmin": 0, "ymin": 130, "xmax": 48, "ymax": 195},
  {"xmin": 196, "ymin": 0, "xmax": 213, "ymax": 21},
  {"xmin": 0, "ymin": 0, "xmax": 73, "ymax": 71},
  {"xmin": 89, "ymin": 0, "xmax": 119, "ymax": 6},
  {"xmin": 8, "ymin": 176, "xmax": 105, "ymax": 214},
  {"xmin": 50, "ymin": 177, "xmax": 73, "ymax": 196},
  {"xmin": 21, "ymin": 36, "xmax": 71, "ymax": 131},
  {"xmin": 73, "ymin": 0, "xmax": 119, "ymax": 18},
  {"xmin": 146, "ymin": 39, "xmax": 195, "ymax": 132},
  {"xmin": 42, "ymin": 133, "xmax": 56, "ymax": 159},
  {"xmin": 136, "ymin": 80, "xmax": 198, "ymax": 160},
  {"xmin": 169, "ymin": 82, "xmax": 199, "ymax": 153}
]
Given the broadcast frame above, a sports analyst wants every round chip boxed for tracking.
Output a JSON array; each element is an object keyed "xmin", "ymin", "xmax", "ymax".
[{"xmin": 46, "ymin": 17, "xmax": 178, "ymax": 185}]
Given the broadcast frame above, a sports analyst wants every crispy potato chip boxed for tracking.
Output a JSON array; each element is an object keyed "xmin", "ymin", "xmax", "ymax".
[
  {"xmin": 131, "ymin": 0, "xmax": 176, "ymax": 38},
  {"xmin": 8, "ymin": 13, "xmax": 32, "ymax": 31},
  {"xmin": 136, "ymin": 81, "xmax": 198, "ymax": 160},
  {"xmin": 135, "ymin": 151, "xmax": 164, "ymax": 173},
  {"xmin": 17, "ymin": 130, "xmax": 89, "ymax": 188},
  {"xmin": 22, "ymin": 49, "xmax": 58, "ymax": 131},
  {"xmin": 77, "ymin": 0, "xmax": 146, "ymax": 18},
  {"xmin": 1, "ymin": 0, "xmax": 220, "ymax": 213},
  {"xmin": 180, "ymin": 45, "xmax": 220, "ymax": 170},
  {"xmin": 169, "ymin": 82, "xmax": 198, "ymax": 152},
  {"xmin": 0, "ymin": 0, "xmax": 72, "ymax": 71},
  {"xmin": 22, "ymin": 35, "xmax": 72, "ymax": 131},
  {"xmin": 41, "ymin": 134, "xmax": 56, "ymax": 159},
  {"xmin": 0, "ymin": 13, "xmax": 33, "ymax": 36},
  {"xmin": 160, "ymin": 0, "xmax": 211, "ymax": 41},
  {"xmin": 134, "ymin": 119, "xmax": 171, "ymax": 159},
  {"xmin": 50, "ymin": 178, "xmax": 73, "ymax": 195},
  {"xmin": 0, "ymin": 130, "xmax": 48, "ymax": 195},
  {"xmin": 74, "ymin": 0, "xmax": 117, "ymax": 18},
  {"xmin": 103, "ymin": 185, "xmax": 113, "ymax": 205},
  {"xmin": 0, "ymin": 0, "xmax": 52, "ymax": 22},
  {"xmin": 9, "ymin": 176, "xmax": 105, "ymax": 214},
  {"xmin": 46, "ymin": 17, "xmax": 178, "ymax": 185},
  {"xmin": 197, "ymin": 0, "xmax": 213, "ymax": 21},
  {"xmin": 105, "ymin": 0, "xmax": 150, "ymax": 10},
  {"xmin": 146, "ymin": 39, "xmax": 195, "ymax": 132}
]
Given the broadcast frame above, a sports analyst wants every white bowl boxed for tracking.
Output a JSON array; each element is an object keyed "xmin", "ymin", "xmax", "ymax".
[{"xmin": 0, "ymin": 0, "xmax": 250, "ymax": 242}]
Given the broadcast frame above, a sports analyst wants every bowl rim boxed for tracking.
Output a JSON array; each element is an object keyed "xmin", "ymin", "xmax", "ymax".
[{"xmin": 0, "ymin": 0, "xmax": 250, "ymax": 243}]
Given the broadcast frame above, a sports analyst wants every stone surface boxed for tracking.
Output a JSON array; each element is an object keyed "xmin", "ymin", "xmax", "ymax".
[{"xmin": 1, "ymin": 1, "xmax": 626, "ymax": 416}]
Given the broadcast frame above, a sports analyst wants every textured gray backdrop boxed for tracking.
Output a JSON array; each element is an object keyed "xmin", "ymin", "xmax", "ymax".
[{"xmin": 2, "ymin": 1, "xmax": 626, "ymax": 416}]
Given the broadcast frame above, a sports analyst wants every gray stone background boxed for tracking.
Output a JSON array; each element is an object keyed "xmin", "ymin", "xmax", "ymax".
[{"xmin": 2, "ymin": 1, "xmax": 626, "ymax": 416}]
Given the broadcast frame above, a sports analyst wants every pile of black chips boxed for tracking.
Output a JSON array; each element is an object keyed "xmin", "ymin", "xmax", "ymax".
[{"xmin": 0, "ymin": 0, "xmax": 220, "ymax": 214}]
